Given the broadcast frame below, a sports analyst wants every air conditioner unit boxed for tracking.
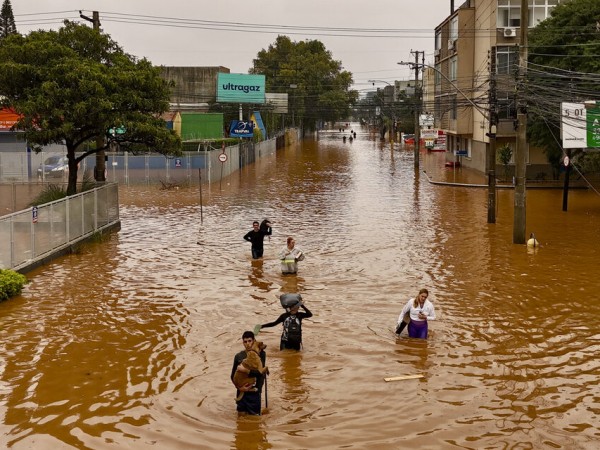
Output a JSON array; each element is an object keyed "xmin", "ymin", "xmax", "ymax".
[
  {"xmin": 503, "ymin": 28, "xmax": 517, "ymax": 38},
  {"xmin": 434, "ymin": 49, "xmax": 440, "ymax": 57},
  {"xmin": 447, "ymin": 39, "xmax": 455, "ymax": 50}
]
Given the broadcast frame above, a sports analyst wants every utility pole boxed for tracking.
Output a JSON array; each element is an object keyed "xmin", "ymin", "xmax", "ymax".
[
  {"xmin": 412, "ymin": 50, "xmax": 422, "ymax": 170},
  {"xmin": 513, "ymin": 0, "xmax": 528, "ymax": 244},
  {"xmin": 80, "ymin": 11, "xmax": 106, "ymax": 183},
  {"xmin": 487, "ymin": 48, "xmax": 498, "ymax": 224},
  {"xmin": 562, "ymin": 149, "xmax": 571, "ymax": 211}
]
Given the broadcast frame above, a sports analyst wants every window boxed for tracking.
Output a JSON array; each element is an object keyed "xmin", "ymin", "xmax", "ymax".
[
  {"xmin": 451, "ymin": 97, "xmax": 457, "ymax": 120},
  {"xmin": 450, "ymin": 57, "xmax": 457, "ymax": 81},
  {"xmin": 434, "ymin": 64, "xmax": 441, "ymax": 85},
  {"xmin": 450, "ymin": 16, "xmax": 458, "ymax": 42},
  {"xmin": 497, "ymin": 0, "xmax": 521, "ymax": 27},
  {"xmin": 435, "ymin": 31, "xmax": 442, "ymax": 51},
  {"xmin": 532, "ymin": 0, "xmax": 559, "ymax": 25},
  {"xmin": 497, "ymin": 0, "xmax": 561, "ymax": 28},
  {"xmin": 496, "ymin": 46, "xmax": 519, "ymax": 74},
  {"xmin": 497, "ymin": 91, "xmax": 517, "ymax": 119}
]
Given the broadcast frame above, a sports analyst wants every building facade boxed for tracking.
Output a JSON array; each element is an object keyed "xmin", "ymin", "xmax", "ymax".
[{"xmin": 433, "ymin": 0, "xmax": 562, "ymax": 173}]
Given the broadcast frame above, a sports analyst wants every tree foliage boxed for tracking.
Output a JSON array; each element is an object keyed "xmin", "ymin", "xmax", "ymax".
[
  {"xmin": 527, "ymin": 0, "xmax": 600, "ymax": 176},
  {"xmin": 250, "ymin": 36, "xmax": 358, "ymax": 130},
  {"xmin": 0, "ymin": 269, "xmax": 27, "ymax": 301},
  {"xmin": 0, "ymin": 21, "xmax": 181, "ymax": 194},
  {"xmin": 0, "ymin": 0, "xmax": 16, "ymax": 38}
]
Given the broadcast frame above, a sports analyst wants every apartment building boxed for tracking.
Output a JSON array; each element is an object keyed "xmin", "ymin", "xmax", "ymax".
[{"xmin": 433, "ymin": 0, "xmax": 561, "ymax": 173}]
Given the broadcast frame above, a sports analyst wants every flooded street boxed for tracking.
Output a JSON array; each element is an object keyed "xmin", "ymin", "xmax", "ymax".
[{"xmin": 1, "ymin": 126, "xmax": 599, "ymax": 449}]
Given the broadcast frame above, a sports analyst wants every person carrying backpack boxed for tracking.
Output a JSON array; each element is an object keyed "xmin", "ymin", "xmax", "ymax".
[{"xmin": 259, "ymin": 295, "xmax": 312, "ymax": 350}]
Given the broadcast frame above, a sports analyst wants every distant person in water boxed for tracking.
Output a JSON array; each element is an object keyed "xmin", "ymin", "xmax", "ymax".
[
  {"xmin": 279, "ymin": 237, "xmax": 305, "ymax": 275},
  {"xmin": 244, "ymin": 220, "xmax": 272, "ymax": 259}
]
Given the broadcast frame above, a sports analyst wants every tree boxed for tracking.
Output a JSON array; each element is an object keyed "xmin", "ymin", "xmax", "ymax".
[
  {"xmin": 250, "ymin": 36, "xmax": 358, "ymax": 131},
  {"xmin": 497, "ymin": 143, "xmax": 513, "ymax": 181},
  {"xmin": 0, "ymin": 21, "xmax": 181, "ymax": 195},
  {"xmin": 527, "ymin": 0, "xmax": 600, "ymax": 178},
  {"xmin": 0, "ymin": 0, "xmax": 17, "ymax": 38}
]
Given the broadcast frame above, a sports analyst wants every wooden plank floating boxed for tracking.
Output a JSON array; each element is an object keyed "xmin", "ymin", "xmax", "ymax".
[{"xmin": 384, "ymin": 374, "xmax": 425, "ymax": 382}]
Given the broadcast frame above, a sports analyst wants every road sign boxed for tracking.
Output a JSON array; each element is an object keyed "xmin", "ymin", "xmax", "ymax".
[
  {"xmin": 564, "ymin": 155, "xmax": 570, "ymax": 167},
  {"xmin": 108, "ymin": 126, "xmax": 126, "ymax": 137},
  {"xmin": 32, "ymin": 206, "xmax": 38, "ymax": 223},
  {"xmin": 218, "ymin": 153, "xmax": 228, "ymax": 163},
  {"xmin": 230, "ymin": 120, "xmax": 254, "ymax": 138}
]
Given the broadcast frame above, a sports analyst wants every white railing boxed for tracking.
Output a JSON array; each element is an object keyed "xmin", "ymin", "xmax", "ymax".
[{"xmin": 0, "ymin": 183, "xmax": 119, "ymax": 271}]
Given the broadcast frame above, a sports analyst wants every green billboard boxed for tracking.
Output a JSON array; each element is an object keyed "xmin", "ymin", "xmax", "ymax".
[
  {"xmin": 587, "ymin": 107, "xmax": 600, "ymax": 148},
  {"xmin": 180, "ymin": 113, "xmax": 223, "ymax": 141},
  {"xmin": 217, "ymin": 73, "xmax": 265, "ymax": 104}
]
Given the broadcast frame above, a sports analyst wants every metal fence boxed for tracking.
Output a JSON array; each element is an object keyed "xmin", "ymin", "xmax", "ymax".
[
  {"xmin": 0, "ymin": 142, "xmax": 271, "ymax": 214},
  {"xmin": 104, "ymin": 138, "xmax": 277, "ymax": 186},
  {"xmin": 0, "ymin": 183, "xmax": 120, "ymax": 272},
  {"xmin": 0, "ymin": 136, "xmax": 282, "ymax": 188}
]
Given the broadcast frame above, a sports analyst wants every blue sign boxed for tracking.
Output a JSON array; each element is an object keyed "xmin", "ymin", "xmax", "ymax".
[
  {"xmin": 230, "ymin": 120, "xmax": 254, "ymax": 138},
  {"xmin": 455, "ymin": 149, "xmax": 468, "ymax": 156},
  {"xmin": 217, "ymin": 73, "xmax": 266, "ymax": 104}
]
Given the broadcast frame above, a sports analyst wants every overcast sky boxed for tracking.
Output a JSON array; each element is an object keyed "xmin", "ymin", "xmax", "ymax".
[{"xmin": 12, "ymin": 0, "xmax": 452, "ymax": 95}]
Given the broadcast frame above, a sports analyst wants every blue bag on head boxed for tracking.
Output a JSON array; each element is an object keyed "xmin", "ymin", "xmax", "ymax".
[{"xmin": 280, "ymin": 293, "xmax": 302, "ymax": 310}]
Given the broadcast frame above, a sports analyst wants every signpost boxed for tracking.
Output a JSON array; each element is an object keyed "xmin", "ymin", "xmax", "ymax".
[{"xmin": 218, "ymin": 153, "xmax": 228, "ymax": 163}]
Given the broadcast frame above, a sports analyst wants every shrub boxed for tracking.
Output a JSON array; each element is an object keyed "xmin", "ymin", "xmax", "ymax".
[
  {"xmin": 30, "ymin": 184, "xmax": 67, "ymax": 206},
  {"xmin": 30, "ymin": 170, "xmax": 97, "ymax": 206},
  {"xmin": 0, "ymin": 269, "xmax": 27, "ymax": 301}
]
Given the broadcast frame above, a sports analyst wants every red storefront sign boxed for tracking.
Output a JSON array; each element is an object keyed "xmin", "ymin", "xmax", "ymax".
[{"xmin": 0, "ymin": 108, "xmax": 21, "ymax": 131}]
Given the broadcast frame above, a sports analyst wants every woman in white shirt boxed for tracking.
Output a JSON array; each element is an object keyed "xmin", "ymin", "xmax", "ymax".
[
  {"xmin": 279, "ymin": 237, "xmax": 305, "ymax": 274},
  {"xmin": 396, "ymin": 288, "xmax": 435, "ymax": 339}
]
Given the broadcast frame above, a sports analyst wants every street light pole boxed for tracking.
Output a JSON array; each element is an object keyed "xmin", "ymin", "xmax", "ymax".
[{"xmin": 368, "ymin": 80, "xmax": 396, "ymax": 142}]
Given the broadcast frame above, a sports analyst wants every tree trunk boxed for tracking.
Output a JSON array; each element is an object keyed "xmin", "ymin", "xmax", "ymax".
[{"xmin": 66, "ymin": 147, "xmax": 79, "ymax": 196}]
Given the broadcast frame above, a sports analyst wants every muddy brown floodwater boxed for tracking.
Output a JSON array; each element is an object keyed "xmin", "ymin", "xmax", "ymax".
[{"xmin": 1, "ymin": 125, "xmax": 599, "ymax": 449}]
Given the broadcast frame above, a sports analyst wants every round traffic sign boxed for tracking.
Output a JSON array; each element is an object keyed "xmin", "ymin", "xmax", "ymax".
[
  {"xmin": 218, "ymin": 153, "xmax": 228, "ymax": 163},
  {"xmin": 563, "ymin": 156, "xmax": 569, "ymax": 167}
]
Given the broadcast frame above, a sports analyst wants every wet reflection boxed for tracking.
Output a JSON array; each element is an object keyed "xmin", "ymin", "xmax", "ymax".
[
  {"xmin": 279, "ymin": 274, "xmax": 305, "ymax": 296},
  {"xmin": 233, "ymin": 416, "xmax": 271, "ymax": 450},
  {"xmin": 248, "ymin": 260, "xmax": 273, "ymax": 294},
  {"xmin": 279, "ymin": 352, "xmax": 308, "ymax": 414}
]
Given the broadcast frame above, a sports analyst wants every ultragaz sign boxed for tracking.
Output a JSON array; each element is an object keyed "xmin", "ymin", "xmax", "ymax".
[{"xmin": 217, "ymin": 73, "xmax": 265, "ymax": 104}]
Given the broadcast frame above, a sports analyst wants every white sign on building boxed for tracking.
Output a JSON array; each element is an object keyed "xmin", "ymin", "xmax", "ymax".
[{"xmin": 419, "ymin": 114, "xmax": 434, "ymax": 127}]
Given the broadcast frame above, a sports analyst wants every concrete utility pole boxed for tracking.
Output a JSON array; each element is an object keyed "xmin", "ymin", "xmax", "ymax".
[
  {"xmin": 80, "ymin": 10, "xmax": 106, "ymax": 183},
  {"xmin": 412, "ymin": 50, "xmax": 422, "ymax": 170},
  {"xmin": 513, "ymin": 0, "xmax": 528, "ymax": 244},
  {"xmin": 487, "ymin": 48, "xmax": 498, "ymax": 224}
]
